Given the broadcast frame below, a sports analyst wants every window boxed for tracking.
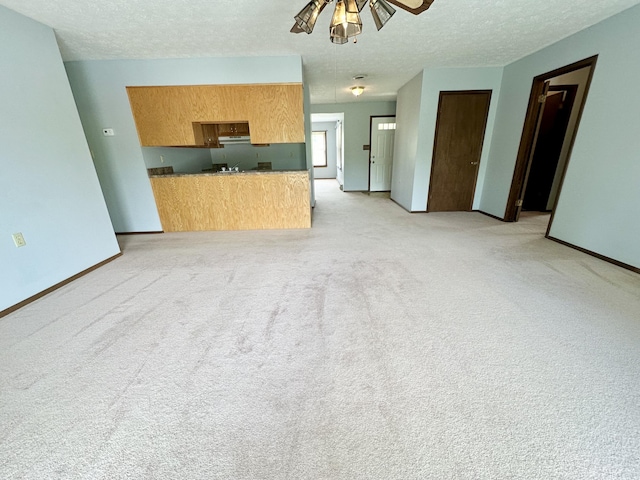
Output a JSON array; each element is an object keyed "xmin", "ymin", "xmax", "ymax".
[
  {"xmin": 377, "ymin": 122, "xmax": 396, "ymax": 130},
  {"xmin": 312, "ymin": 131, "xmax": 327, "ymax": 168}
]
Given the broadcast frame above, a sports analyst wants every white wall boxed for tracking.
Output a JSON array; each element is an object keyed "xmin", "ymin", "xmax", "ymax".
[
  {"xmin": 481, "ymin": 4, "xmax": 640, "ymax": 268},
  {"xmin": 311, "ymin": 121, "xmax": 338, "ymax": 179},
  {"xmin": 311, "ymin": 101, "xmax": 396, "ymax": 191},
  {"xmin": 0, "ymin": 6, "xmax": 120, "ymax": 312},
  {"xmin": 65, "ymin": 56, "xmax": 304, "ymax": 233},
  {"xmin": 393, "ymin": 68, "xmax": 503, "ymax": 212}
]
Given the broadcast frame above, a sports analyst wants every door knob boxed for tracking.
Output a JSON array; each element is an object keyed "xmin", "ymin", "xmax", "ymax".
[{"xmin": 470, "ymin": 161, "xmax": 478, "ymax": 165}]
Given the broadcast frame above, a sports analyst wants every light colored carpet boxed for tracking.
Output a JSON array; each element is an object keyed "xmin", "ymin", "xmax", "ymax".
[{"xmin": 1, "ymin": 179, "xmax": 639, "ymax": 479}]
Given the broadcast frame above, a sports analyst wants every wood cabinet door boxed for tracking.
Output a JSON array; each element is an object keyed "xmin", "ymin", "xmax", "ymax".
[
  {"xmin": 243, "ymin": 84, "xmax": 305, "ymax": 144},
  {"xmin": 127, "ymin": 84, "xmax": 304, "ymax": 147},
  {"xmin": 217, "ymin": 122, "xmax": 250, "ymax": 137}
]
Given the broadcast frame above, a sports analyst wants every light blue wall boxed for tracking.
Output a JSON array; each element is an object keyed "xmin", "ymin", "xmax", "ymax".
[
  {"xmin": 311, "ymin": 101, "xmax": 396, "ymax": 191},
  {"xmin": 311, "ymin": 122, "xmax": 338, "ymax": 179},
  {"xmin": 303, "ymin": 80, "xmax": 316, "ymax": 207},
  {"xmin": 209, "ymin": 144, "xmax": 306, "ymax": 171},
  {"xmin": 142, "ymin": 144, "xmax": 306, "ymax": 174},
  {"xmin": 142, "ymin": 148, "xmax": 213, "ymax": 174},
  {"xmin": 482, "ymin": 4, "xmax": 640, "ymax": 268},
  {"xmin": 391, "ymin": 73, "xmax": 424, "ymax": 211},
  {"xmin": 0, "ymin": 6, "xmax": 120, "ymax": 311},
  {"xmin": 393, "ymin": 68, "xmax": 503, "ymax": 212},
  {"xmin": 65, "ymin": 56, "xmax": 304, "ymax": 232}
]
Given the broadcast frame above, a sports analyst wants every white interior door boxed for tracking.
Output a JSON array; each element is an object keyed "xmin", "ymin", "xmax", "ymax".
[{"xmin": 369, "ymin": 117, "xmax": 396, "ymax": 191}]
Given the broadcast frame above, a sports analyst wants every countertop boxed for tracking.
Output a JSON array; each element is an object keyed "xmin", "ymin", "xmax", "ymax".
[{"xmin": 149, "ymin": 170, "xmax": 308, "ymax": 178}]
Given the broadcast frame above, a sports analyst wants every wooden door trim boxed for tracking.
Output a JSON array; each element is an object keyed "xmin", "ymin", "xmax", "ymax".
[
  {"xmin": 368, "ymin": 115, "xmax": 396, "ymax": 192},
  {"xmin": 427, "ymin": 90, "xmax": 492, "ymax": 212},
  {"xmin": 514, "ymin": 81, "xmax": 550, "ymax": 220},
  {"xmin": 517, "ymin": 84, "xmax": 578, "ymax": 217},
  {"xmin": 504, "ymin": 55, "xmax": 598, "ymax": 222}
]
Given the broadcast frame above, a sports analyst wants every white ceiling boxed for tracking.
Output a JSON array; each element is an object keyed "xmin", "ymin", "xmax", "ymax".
[{"xmin": 3, "ymin": 0, "xmax": 640, "ymax": 103}]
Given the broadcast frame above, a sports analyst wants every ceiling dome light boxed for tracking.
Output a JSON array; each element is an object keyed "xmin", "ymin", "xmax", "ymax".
[{"xmin": 351, "ymin": 86, "xmax": 365, "ymax": 97}]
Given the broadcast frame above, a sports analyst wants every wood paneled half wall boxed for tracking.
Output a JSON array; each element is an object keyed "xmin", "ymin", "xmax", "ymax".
[{"xmin": 149, "ymin": 171, "xmax": 311, "ymax": 231}]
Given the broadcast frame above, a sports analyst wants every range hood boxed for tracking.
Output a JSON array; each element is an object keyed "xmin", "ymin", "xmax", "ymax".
[{"xmin": 218, "ymin": 135, "xmax": 251, "ymax": 145}]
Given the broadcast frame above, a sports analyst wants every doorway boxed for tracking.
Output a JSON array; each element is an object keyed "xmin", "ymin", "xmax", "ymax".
[
  {"xmin": 505, "ymin": 56, "xmax": 597, "ymax": 226},
  {"xmin": 427, "ymin": 90, "xmax": 492, "ymax": 212},
  {"xmin": 311, "ymin": 113, "xmax": 344, "ymax": 187},
  {"xmin": 521, "ymin": 84, "xmax": 578, "ymax": 211},
  {"xmin": 368, "ymin": 116, "xmax": 396, "ymax": 192}
]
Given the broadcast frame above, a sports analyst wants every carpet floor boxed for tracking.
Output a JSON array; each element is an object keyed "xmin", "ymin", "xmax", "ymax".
[{"xmin": 1, "ymin": 179, "xmax": 639, "ymax": 479}]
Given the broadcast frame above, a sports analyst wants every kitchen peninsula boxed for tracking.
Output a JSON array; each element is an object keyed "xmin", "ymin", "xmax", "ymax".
[
  {"xmin": 127, "ymin": 82, "xmax": 310, "ymax": 231},
  {"xmin": 149, "ymin": 170, "xmax": 311, "ymax": 232}
]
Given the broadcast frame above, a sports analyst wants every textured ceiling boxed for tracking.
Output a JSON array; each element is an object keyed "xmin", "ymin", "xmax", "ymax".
[{"xmin": 2, "ymin": 0, "xmax": 640, "ymax": 103}]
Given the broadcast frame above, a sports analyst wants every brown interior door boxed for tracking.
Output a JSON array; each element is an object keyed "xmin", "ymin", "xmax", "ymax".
[
  {"xmin": 515, "ymin": 81, "xmax": 550, "ymax": 220},
  {"xmin": 521, "ymin": 85, "xmax": 577, "ymax": 212},
  {"xmin": 428, "ymin": 91, "xmax": 492, "ymax": 212}
]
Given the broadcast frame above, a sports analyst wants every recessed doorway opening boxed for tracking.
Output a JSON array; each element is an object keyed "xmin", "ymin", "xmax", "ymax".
[
  {"xmin": 505, "ymin": 56, "xmax": 598, "ymax": 236},
  {"xmin": 311, "ymin": 113, "xmax": 344, "ymax": 188}
]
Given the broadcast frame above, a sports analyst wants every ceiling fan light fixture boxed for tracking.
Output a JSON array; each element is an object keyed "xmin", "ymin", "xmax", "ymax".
[
  {"xmin": 330, "ymin": 34, "xmax": 350, "ymax": 44},
  {"xmin": 294, "ymin": 0, "xmax": 433, "ymax": 43},
  {"xmin": 355, "ymin": 0, "xmax": 368, "ymax": 11},
  {"xmin": 351, "ymin": 86, "xmax": 365, "ymax": 97},
  {"xmin": 294, "ymin": 0, "xmax": 328, "ymax": 34},
  {"xmin": 330, "ymin": 0, "xmax": 362, "ymax": 42},
  {"xmin": 370, "ymin": 0, "xmax": 396, "ymax": 30}
]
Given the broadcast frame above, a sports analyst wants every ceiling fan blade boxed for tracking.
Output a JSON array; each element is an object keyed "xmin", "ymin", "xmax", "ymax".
[{"xmin": 386, "ymin": 0, "xmax": 435, "ymax": 15}]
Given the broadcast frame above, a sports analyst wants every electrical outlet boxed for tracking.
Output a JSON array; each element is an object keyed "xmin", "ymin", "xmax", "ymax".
[
  {"xmin": 12, "ymin": 232, "xmax": 26, "ymax": 248},
  {"xmin": 102, "ymin": 128, "xmax": 115, "ymax": 136}
]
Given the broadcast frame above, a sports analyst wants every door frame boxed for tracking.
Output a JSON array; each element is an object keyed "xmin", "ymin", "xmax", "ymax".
[
  {"xmin": 427, "ymin": 90, "xmax": 492, "ymax": 212},
  {"xmin": 504, "ymin": 55, "xmax": 598, "ymax": 226},
  {"xmin": 520, "ymin": 84, "xmax": 578, "ymax": 213},
  {"xmin": 368, "ymin": 115, "xmax": 396, "ymax": 192}
]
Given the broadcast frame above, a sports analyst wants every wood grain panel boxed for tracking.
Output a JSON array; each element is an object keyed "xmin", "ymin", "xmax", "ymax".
[
  {"xmin": 387, "ymin": 0, "xmax": 435, "ymax": 15},
  {"xmin": 150, "ymin": 172, "xmax": 311, "ymax": 231},
  {"xmin": 428, "ymin": 91, "xmax": 491, "ymax": 212},
  {"xmin": 127, "ymin": 87, "xmax": 191, "ymax": 146},
  {"xmin": 127, "ymin": 84, "xmax": 304, "ymax": 146},
  {"xmin": 246, "ymin": 84, "xmax": 305, "ymax": 144}
]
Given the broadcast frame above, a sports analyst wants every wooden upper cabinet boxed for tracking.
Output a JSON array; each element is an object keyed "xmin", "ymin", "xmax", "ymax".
[
  {"xmin": 193, "ymin": 123, "xmax": 221, "ymax": 148},
  {"xmin": 126, "ymin": 84, "xmax": 304, "ymax": 146},
  {"xmin": 216, "ymin": 122, "xmax": 250, "ymax": 137}
]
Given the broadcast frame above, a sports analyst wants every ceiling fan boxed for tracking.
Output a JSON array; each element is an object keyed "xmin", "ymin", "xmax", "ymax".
[{"xmin": 291, "ymin": 0, "xmax": 435, "ymax": 44}]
